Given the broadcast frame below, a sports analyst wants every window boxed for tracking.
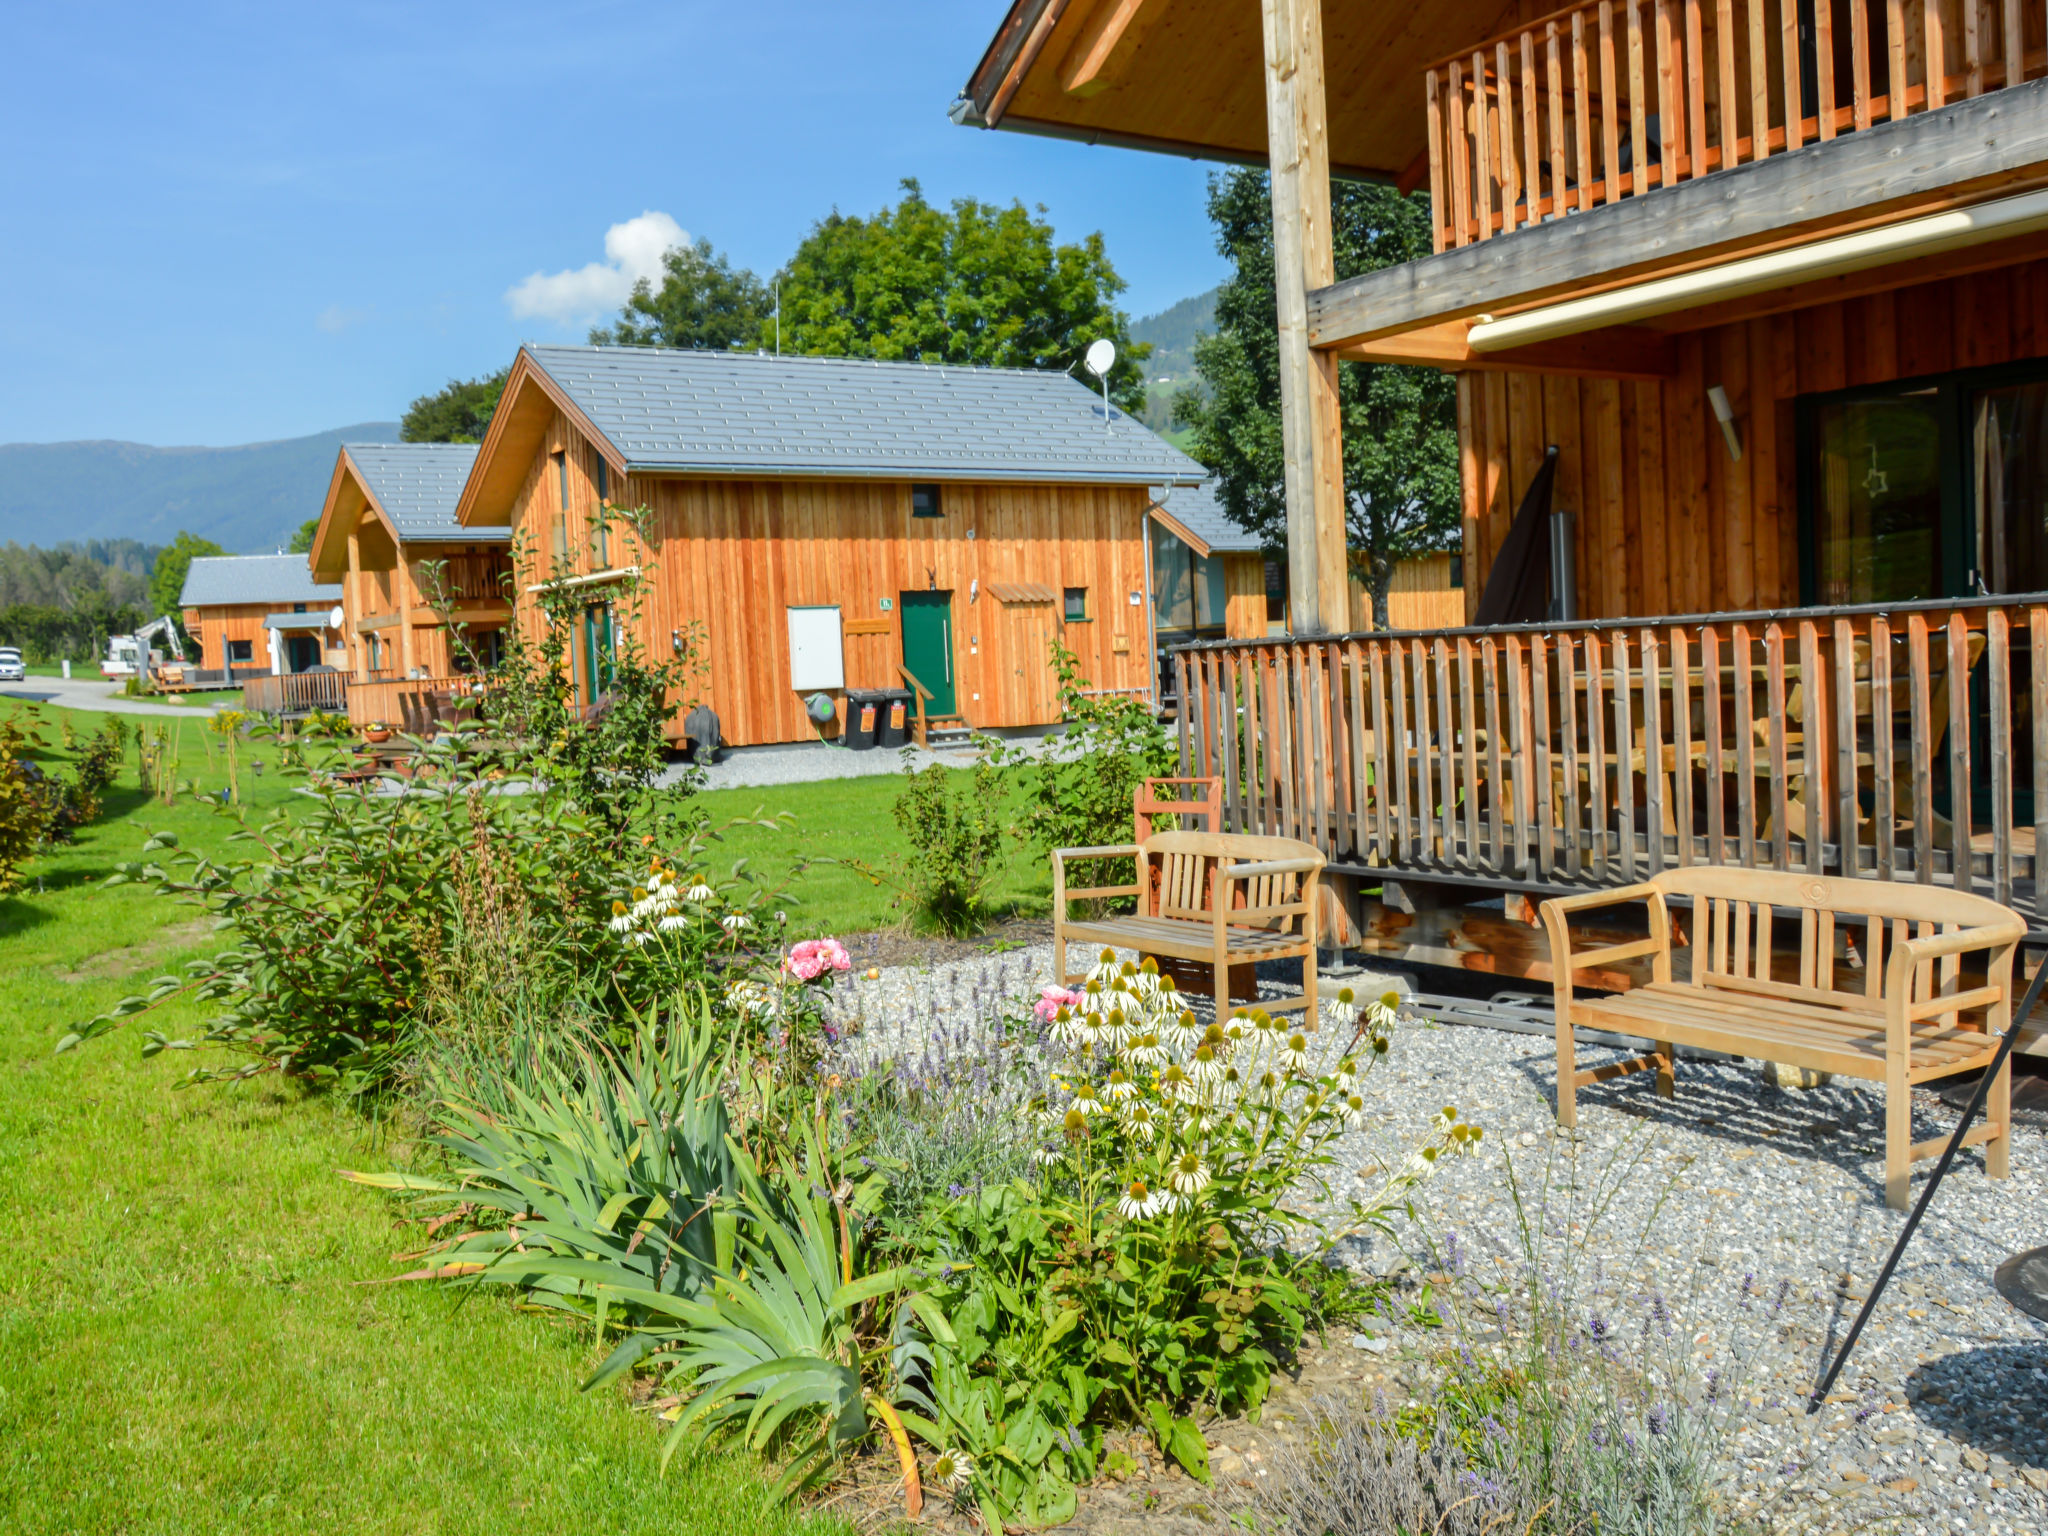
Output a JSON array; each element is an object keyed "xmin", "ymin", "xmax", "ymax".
[
  {"xmin": 226, "ymin": 638, "xmax": 253, "ymax": 664},
  {"xmin": 1449, "ymin": 553, "xmax": 1464, "ymax": 589},
  {"xmin": 911, "ymin": 483, "xmax": 943, "ymax": 518},
  {"xmin": 1063, "ymin": 587, "xmax": 1088, "ymax": 622},
  {"xmin": 1809, "ymin": 387, "xmax": 1948, "ymax": 605},
  {"xmin": 595, "ymin": 457, "xmax": 609, "ymax": 504},
  {"xmin": 553, "ymin": 449, "xmax": 569, "ymax": 510},
  {"xmin": 292, "ymin": 602, "xmax": 307, "ymax": 613},
  {"xmin": 1264, "ymin": 559, "xmax": 1288, "ymax": 627},
  {"xmin": 1148, "ymin": 520, "xmax": 1227, "ymax": 634}
]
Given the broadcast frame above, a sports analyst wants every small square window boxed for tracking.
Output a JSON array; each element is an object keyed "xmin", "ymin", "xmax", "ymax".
[
  {"xmin": 911, "ymin": 483, "xmax": 943, "ymax": 518},
  {"xmin": 293, "ymin": 602, "xmax": 307, "ymax": 613},
  {"xmin": 1063, "ymin": 587, "xmax": 1087, "ymax": 622},
  {"xmin": 227, "ymin": 639, "xmax": 253, "ymax": 664}
]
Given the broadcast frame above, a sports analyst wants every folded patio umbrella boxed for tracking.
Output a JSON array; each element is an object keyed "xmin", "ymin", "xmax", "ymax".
[{"xmin": 1471, "ymin": 444, "xmax": 1560, "ymax": 627}]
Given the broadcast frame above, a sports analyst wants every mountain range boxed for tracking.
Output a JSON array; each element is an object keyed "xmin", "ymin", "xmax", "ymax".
[
  {"xmin": 1131, "ymin": 286, "xmax": 1216, "ymax": 434},
  {"xmin": 0, "ymin": 421, "xmax": 401, "ymax": 554}
]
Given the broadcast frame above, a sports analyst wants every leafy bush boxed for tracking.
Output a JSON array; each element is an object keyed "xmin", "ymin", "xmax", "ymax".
[
  {"xmin": 871, "ymin": 756, "xmax": 1009, "ymax": 936},
  {"xmin": 994, "ymin": 638, "xmax": 1174, "ymax": 913},
  {"xmin": 0, "ymin": 715, "xmax": 56, "ymax": 893},
  {"xmin": 48, "ymin": 714, "xmax": 126, "ymax": 834}
]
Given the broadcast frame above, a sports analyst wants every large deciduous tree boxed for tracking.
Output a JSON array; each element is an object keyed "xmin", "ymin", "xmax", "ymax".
[
  {"xmin": 401, "ymin": 369, "xmax": 509, "ymax": 444},
  {"xmin": 589, "ymin": 237, "xmax": 772, "ymax": 350},
  {"xmin": 773, "ymin": 179, "xmax": 1149, "ymax": 411},
  {"xmin": 148, "ymin": 531, "xmax": 226, "ymax": 623},
  {"xmin": 1174, "ymin": 170, "xmax": 1460, "ymax": 630}
]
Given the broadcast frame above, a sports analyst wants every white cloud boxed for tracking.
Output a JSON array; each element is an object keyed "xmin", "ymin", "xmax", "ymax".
[
  {"xmin": 504, "ymin": 211, "xmax": 687, "ymax": 324},
  {"xmin": 316, "ymin": 304, "xmax": 369, "ymax": 334}
]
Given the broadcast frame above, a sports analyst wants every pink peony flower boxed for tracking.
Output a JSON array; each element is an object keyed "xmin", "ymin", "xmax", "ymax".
[
  {"xmin": 1034, "ymin": 985, "xmax": 1085, "ymax": 1024},
  {"xmin": 783, "ymin": 937, "xmax": 854, "ymax": 982}
]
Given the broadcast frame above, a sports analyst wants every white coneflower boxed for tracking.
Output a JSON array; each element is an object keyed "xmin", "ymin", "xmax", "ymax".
[
  {"xmin": 1161, "ymin": 1009, "xmax": 1201, "ymax": 1052},
  {"xmin": 685, "ymin": 882, "xmax": 715, "ymax": 902},
  {"xmin": 1120, "ymin": 1101, "xmax": 1158, "ymax": 1142},
  {"xmin": 1116, "ymin": 1178, "xmax": 1161, "ymax": 1219},
  {"xmin": 1068, "ymin": 1083, "xmax": 1103, "ymax": 1117},
  {"xmin": 1087, "ymin": 948, "xmax": 1120, "ymax": 983},
  {"xmin": 1189, "ymin": 1043, "xmax": 1225, "ymax": 1087},
  {"xmin": 721, "ymin": 911, "xmax": 751, "ymax": 935},
  {"xmin": 608, "ymin": 900, "xmax": 635, "ymax": 933},
  {"xmin": 1033, "ymin": 1145, "xmax": 1067, "ymax": 1168},
  {"xmin": 930, "ymin": 1448, "xmax": 975, "ymax": 1490},
  {"xmin": 1328, "ymin": 984, "xmax": 1360, "ymax": 1027},
  {"xmin": 1157, "ymin": 1062, "xmax": 1196, "ymax": 1101},
  {"xmin": 1167, "ymin": 1149, "xmax": 1211, "ymax": 1196},
  {"xmin": 1342, "ymin": 1091, "xmax": 1369, "ymax": 1129},
  {"xmin": 658, "ymin": 912, "xmax": 687, "ymax": 932},
  {"xmin": 1122, "ymin": 1030, "xmax": 1166, "ymax": 1066},
  {"xmin": 1103, "ymin": 1068, "xmax": 1136, "ymax": 1102},
  {"xmin": 1279, "ymin": 1031, "xmax": 1312, "ymax": 1073}
]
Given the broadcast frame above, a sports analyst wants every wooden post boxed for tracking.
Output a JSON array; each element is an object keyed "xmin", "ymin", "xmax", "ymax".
[
  {"xmin": 1260, "ymin": 0, "xmax": 1347, "ymax": 636},
  {"xmin": 397, "ymin": 556, "xmax": 417, "ymax": 679},
  {"xmin": 345, "ymin": 523, "xmax": 366, "ymax": 682}
]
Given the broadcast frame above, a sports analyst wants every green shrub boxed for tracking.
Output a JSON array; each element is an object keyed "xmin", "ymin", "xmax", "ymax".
[
  {"xmin": 874, "ymin": 757, "xmax": 1009, "ymax": 937},
  {"xmin": 0, "ymin": 715, "xmax": 56, "ymax": 893}
]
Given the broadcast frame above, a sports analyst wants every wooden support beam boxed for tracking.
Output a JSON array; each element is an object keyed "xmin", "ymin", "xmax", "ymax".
[
  {"xmin": 345, "ymin": 524, "xmax": 366, "ymax": 682},
  {"xmin": 1260, "ymin": 0, "xmax": 1347, "ymax": 636},
  {"xmin": 1335, "ymin": 320, "xmax": 1679, "ymax": 380},
  {"xmin": 1307, "ymin": 76, "xmax": 2048, "ymax": 349},
  {"xmin": 1058, "ymin": 0, "xmax": 1161, "ymax": 97}
]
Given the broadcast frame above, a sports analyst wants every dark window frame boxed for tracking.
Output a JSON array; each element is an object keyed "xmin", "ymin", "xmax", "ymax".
[
  {"xmin": 911, "ymin": 483, "xmax": 943, "ymax": 518},
  {"xmin": 1796, "ymin": 354, "xmax": 2048, "ymax": 605},
  {"xmin": 1063, "ymin": 586, "xmax": 1088, "ymax": 622}
]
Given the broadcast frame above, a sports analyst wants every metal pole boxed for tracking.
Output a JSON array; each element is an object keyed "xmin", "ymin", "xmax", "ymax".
[{"xmin": 1807, "ymin": 950, "xmax": 2047, "ymax": 1411}]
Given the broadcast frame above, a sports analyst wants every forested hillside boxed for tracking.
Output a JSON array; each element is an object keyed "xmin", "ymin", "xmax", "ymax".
[{"xmin": 0, "ymin": 540, "xmax": 162, "ymax": 665}]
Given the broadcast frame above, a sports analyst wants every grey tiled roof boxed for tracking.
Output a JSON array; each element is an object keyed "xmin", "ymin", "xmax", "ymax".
[
  {"xmin": 345, "ymin": 442, "xmax": 497, "ymax": 542},
  {"xmin": 1151, "ymin": 477, "xmax": 1264, "ymax": 555},
  {"xmin": 180, "ymin": 555, "xmax": 342, "ymax": 609},
  {"xmin": 525, "ymin": 345, "xmax": 1206, "ymax": 485}
]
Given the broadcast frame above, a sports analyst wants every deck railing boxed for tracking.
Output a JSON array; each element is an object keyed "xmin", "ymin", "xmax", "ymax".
[
  {"xmin": 1425, "ymin": 0, "xmax": 2048, "ymax": 251},
  {"xmin": 1173, "ymin": 595, "xmax": 2048, "ymax": 926},
  {"xmin": 346, "ymin": 676, "xmax": 482, "ymax": 733},
  {"xmin": 241, "ymin": 671, "xmax": 348, "ymax": 716}
]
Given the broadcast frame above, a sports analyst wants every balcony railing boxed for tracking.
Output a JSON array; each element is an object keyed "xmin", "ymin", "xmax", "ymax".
[
  {"xmin": 1173, "ymin": 595, "xmax": 2048, "ymax": 929},
  {"xmin": 241, "ymin": 671, "xmax": 349, "ymax": 716},
  {"xmin": 1424, "ymin": 0, "xmax": 2048, "ymax": 252}
]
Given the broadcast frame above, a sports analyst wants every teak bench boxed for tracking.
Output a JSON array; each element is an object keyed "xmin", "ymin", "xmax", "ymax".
[
  {"xmin": 1540, "ymin": 867, "xmax": 2024, "ymax": 1209},
  {"xmin": 1052, "ymin": 830, "xmax": 1326, "ymax": 1017}
]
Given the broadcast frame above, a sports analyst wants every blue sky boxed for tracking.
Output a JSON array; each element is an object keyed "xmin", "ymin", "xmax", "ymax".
[{"xmin": 0, "ymin": 1, "xmax": 1228, "ymax": 447}]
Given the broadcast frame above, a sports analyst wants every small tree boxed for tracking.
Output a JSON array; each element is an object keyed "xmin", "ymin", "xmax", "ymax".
[
  {"xmin": 402, "ymin": 369, "xmax": 509, "ymax": 444},
  {"xmin": 1175, "ymin": 170, "xmax": 1460, "ymax": 630},
  {"xmin": 589, "ymin": 237, "xmax": 772, "ymax": 350},
  {"xmin": 148, "ymin": 531, "xmax": 226, "ymax": 626}
]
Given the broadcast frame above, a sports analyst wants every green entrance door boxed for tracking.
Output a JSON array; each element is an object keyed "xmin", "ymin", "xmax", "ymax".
[{"xmin": 899, "ymin": 591, "xmax": 956, "ymax": 716}]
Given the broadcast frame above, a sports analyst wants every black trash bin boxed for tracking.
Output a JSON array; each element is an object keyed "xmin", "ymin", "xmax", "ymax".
[
  {"xmin": 843, "ymin": 689, "xmax": 883, "ymax": 751},
  {"xmin": 876, "ymin": 687, "xmax": 912, "ymax": 749}
]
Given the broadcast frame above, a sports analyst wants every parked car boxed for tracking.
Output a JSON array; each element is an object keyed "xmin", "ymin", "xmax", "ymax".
[{"xmin": 0, "ymin": 647, "xmax": 25, "ymax": 683}]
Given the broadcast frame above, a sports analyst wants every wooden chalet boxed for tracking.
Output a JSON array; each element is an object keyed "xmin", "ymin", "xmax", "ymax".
[
  {"xmin": 178, "ymin": 554, "xmax": 343, "ymax": 690},
  {"xmin": 306, "ymin": 443, "xmax": 513, "ymax": 728},
  {"xmin": 451, "ymin": 344, "xmax": 1205, "ymax": 748},
  {"xmin": 961, "ymin": 1, "xmax": 2048, "ymax": 1050}
]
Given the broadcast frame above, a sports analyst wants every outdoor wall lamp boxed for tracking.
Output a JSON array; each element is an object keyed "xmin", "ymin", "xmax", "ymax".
[{"xmin": 1706, "ymin": 386, "xmax": 1744, "ymax": 462}]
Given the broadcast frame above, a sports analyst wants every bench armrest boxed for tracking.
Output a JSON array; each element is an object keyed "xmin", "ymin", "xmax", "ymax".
[
  {"xmin": 1051, "ymin": 844, "xmax": 1141, "ymax": 864},
  {"xmin": 1538, "ymin": 883, "xmax": 1671, "ymax": 981},
  {"xmin": 1895, "ymin": 920, "xmax": 2026, "ymax": 965}
]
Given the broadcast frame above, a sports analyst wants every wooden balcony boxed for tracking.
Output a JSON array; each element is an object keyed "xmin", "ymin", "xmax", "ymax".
[
  {"xmin": 1172, "ymin": 594, "xmax": 2048, "ymax": 931},
  {"xmin": 1426, "ymin": 0, "xmax": 2048, "ymax": 253}
]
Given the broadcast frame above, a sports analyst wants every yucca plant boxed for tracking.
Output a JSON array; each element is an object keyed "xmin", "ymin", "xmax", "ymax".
[{"xmin": 344, "ymin": 997, "xmax": 737, "ymax": 1339}]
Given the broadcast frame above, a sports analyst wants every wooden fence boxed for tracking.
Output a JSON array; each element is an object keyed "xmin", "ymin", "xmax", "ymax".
[
  {"xmin": 1425, "ymin": 0, "xmax": 2048, "ymax": 251},
  {"xmin": 1174, "ymin": 595, "xmax": 2047, "ymax": 927},
  {"xmin": 346, "ymin": 676, "xmax": 482, "ymax": 733},
  {"xmin": 240, "ymin": 671, "xmax": 348, "ymax": 715}
]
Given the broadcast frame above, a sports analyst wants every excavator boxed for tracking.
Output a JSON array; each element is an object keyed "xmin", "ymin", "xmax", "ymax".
[{"xmin": 99, "ymin": 614, "xmax": 188, "ymax": 683}]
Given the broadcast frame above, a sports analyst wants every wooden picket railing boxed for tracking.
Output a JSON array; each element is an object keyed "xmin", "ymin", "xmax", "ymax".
[
  {"xmin": 240, "ymin": 671, "xmax": 348, "ymax": 716},
  {"xmin": 346, "ymin": 676, "xmax": 483, "ymax": 733},
  {"xmin": 1425, "ymin": 0, "xmax": 2048, "ymax": 251},
  {"xmin": 1173, "ymin": 595, "xmax": 2048, "ymax": 927}
]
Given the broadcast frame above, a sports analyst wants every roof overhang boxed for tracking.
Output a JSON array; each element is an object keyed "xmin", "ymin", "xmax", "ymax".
[
  {"xmin": 958, "ymin": 0, "xmax": 1520, "ymax": 186},
  {"xmin": 457, "ymin": 348, "xmax": 629, "ymax": 528}
]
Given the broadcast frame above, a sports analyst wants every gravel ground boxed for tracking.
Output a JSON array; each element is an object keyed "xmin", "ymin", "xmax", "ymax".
[
  {"xmin": 661, "ymin": 728, "xmax": 1061, "ymax": 792},
  {"xmin": 825, "ymin": 944, "xmax": 2048, "ymax": 1535}
]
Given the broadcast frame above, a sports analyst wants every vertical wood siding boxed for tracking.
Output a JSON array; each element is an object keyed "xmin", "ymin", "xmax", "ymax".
[
  {"xmin": 1461, "ymin": 257, "xmax": 2048, "ymax": 619},
  {"xmin": 505, "ymin": 409, "xmax": 1154, "ymax": 746}
]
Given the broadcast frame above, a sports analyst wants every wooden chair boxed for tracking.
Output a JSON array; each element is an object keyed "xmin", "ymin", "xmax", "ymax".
[
  {"xmin": 1052, "ymin": 829, "xmax": 1326, "ymax": 1017},
  {"xmin": 1541, "ymin": 867, "xmax": 2024, "ymax": 1208}
]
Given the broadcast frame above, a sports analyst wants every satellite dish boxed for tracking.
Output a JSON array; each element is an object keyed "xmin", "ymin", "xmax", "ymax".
[
  {"xmin": 328, "ymin": 605, "xmax": 345, "ymax": 630},
  {"xmin": 1084, "ymin": 338, "xmax": 1117, "ymax": 377}
]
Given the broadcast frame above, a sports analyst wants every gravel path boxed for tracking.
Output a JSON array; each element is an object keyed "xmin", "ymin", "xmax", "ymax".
[
  {"xmin": 0, "ymin": 677, "xmax": 210, "ymax": 718},
  {"xmin": 826, "ymin": 944, "xmax": 2048, "ymax": 1535}
]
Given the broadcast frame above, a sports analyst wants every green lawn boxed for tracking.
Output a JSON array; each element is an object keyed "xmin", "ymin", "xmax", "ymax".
[{"xmin": 0, "ymin": 707, "xmax": 962, "ymax": 1535}]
